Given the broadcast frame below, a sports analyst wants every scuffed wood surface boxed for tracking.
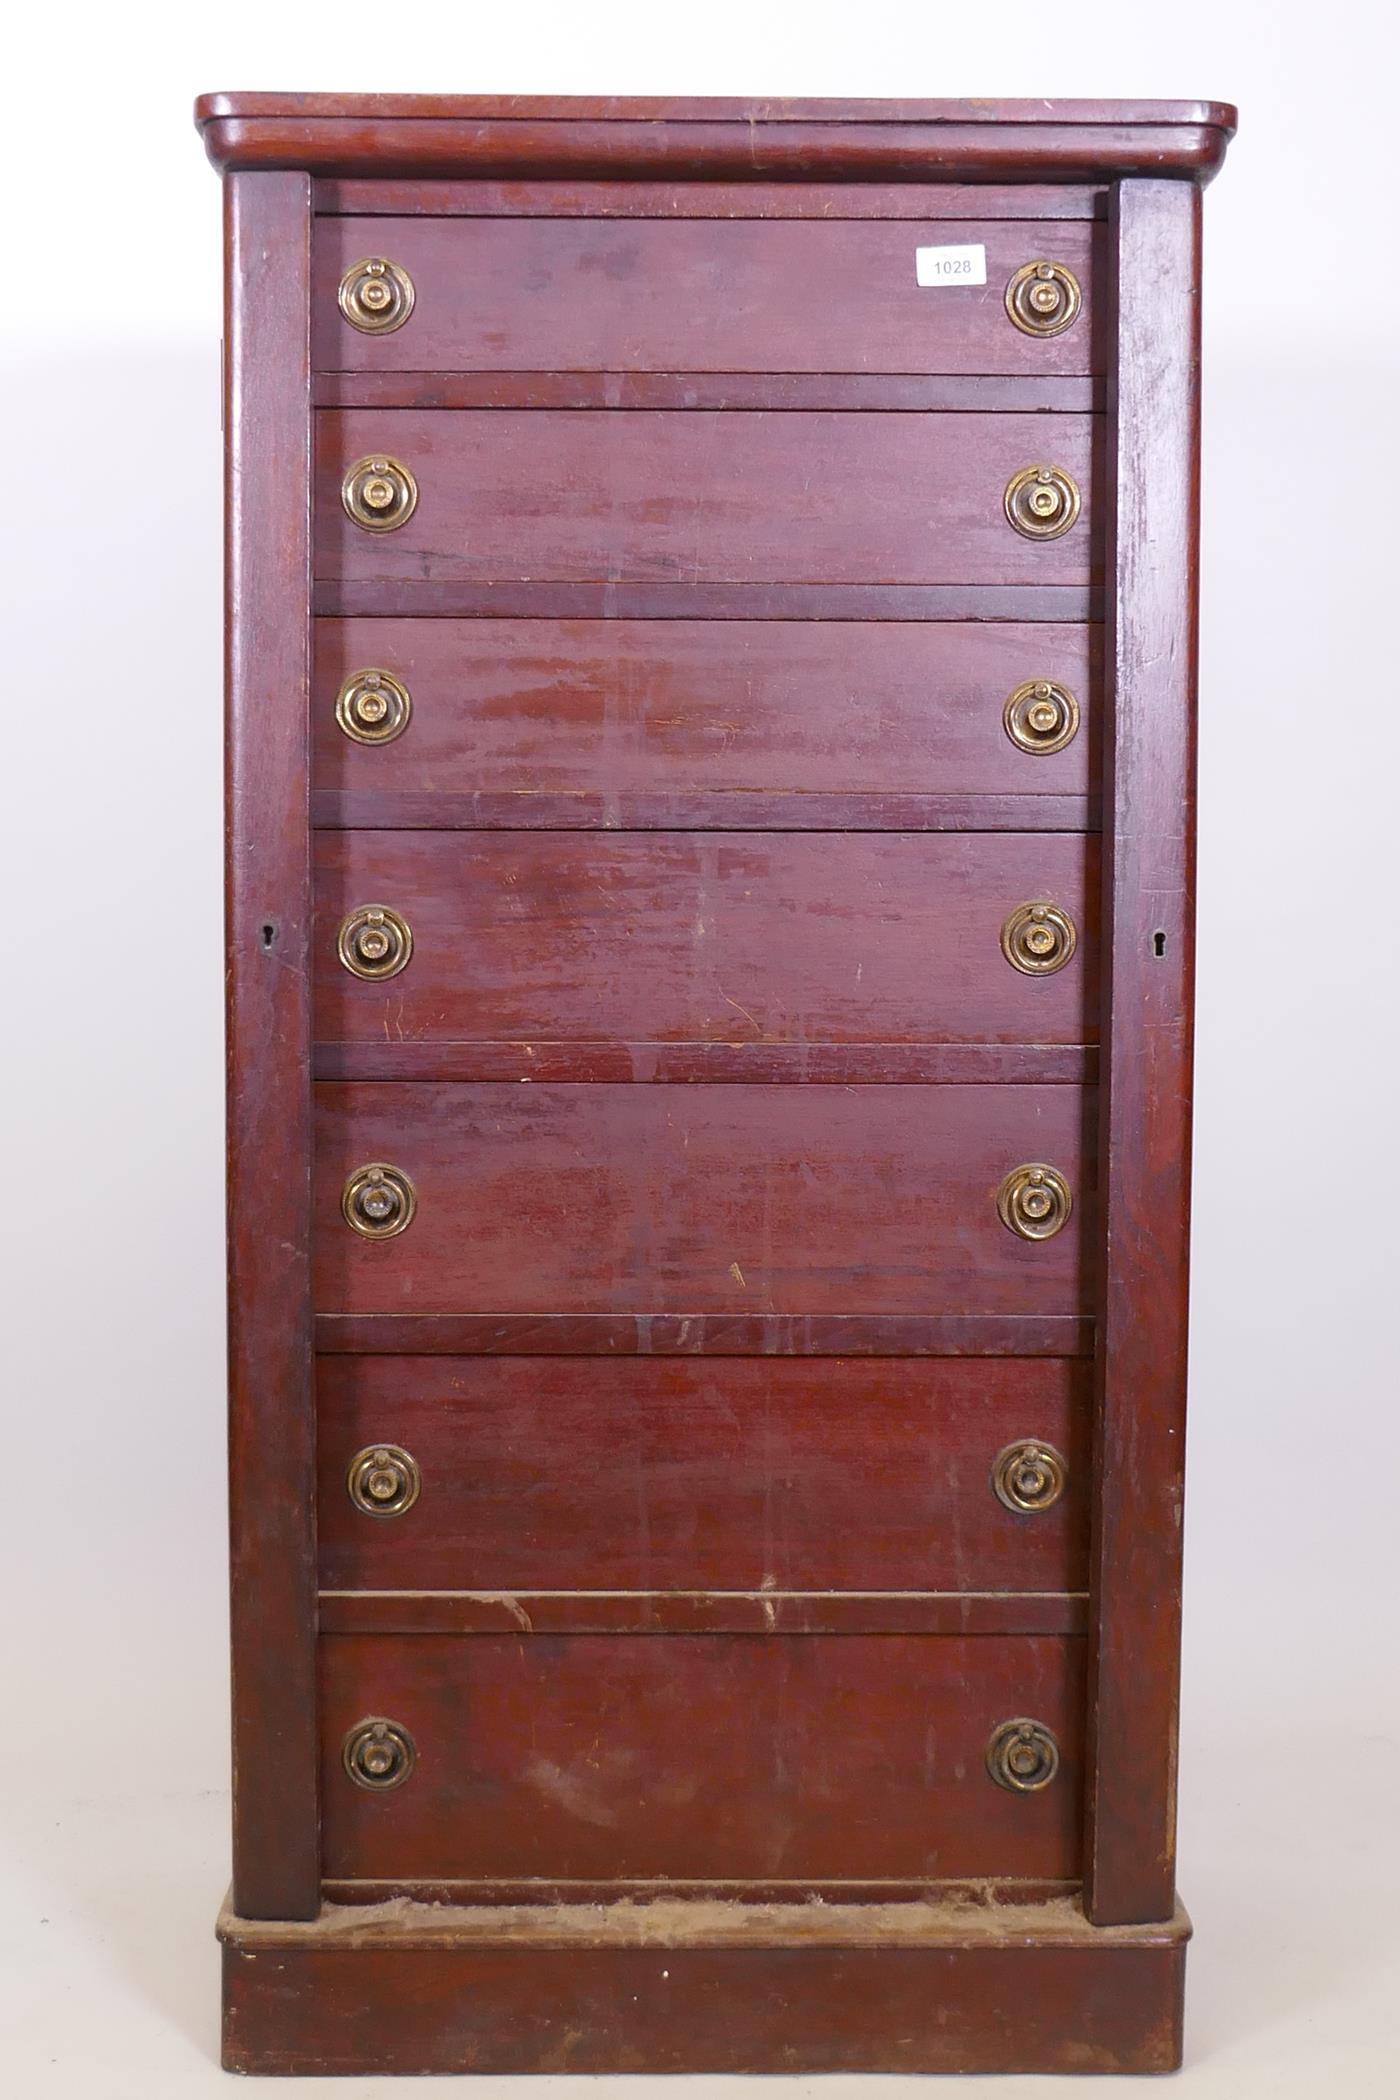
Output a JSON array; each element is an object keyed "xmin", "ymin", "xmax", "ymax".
[
  {"xmin": 219, "ymin": 1888, "xmax": 1188, "ymax": 1949},
  {"xmin": 314, "ymin": 409, "xmax": 1101, "ymax": 586},
  {"xmin": 311, "ymin": 615, "xmax": 1100, "ymax": 820},
  {"xmin": 312, "ymin": 216, "xmax": 1102, "ymax": 376},
  {"xmin": 313, "ymin": 831, "xmax": 1099, "ymax": 1049},
  {"xmin": 318, "ymin": 1630, "xmax": 1084, "ymax": 1882},
  {"xmin": 316, "ymin": 1354, "xmax": 1089, "ymax": 1593},
  {"xmin": 313, "ymin": 1081, "xmax": 1095, "ymax": 1317}
]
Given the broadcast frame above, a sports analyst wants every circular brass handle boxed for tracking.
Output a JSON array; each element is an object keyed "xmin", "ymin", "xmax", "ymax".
[
  {"xmin": 338, "ymin": 904, "xmax": 413, "ymax": 981},
  {"xmin": 342, "ymin": 1163, "xmax": 417, "ymax": 1240},
  {"xmin": 986, "ymin": 1718, "xmax": 1060, "ymax": 1793},
  {"xmin": 336, "ymin": 668, "xmax": 412, "ymax": 746},
  {"xmin": 338, "ymin": 256, "xmax": 416, "ymax": 335},
  {"xmin": 347, "ymin": 1443, "xmax": 422, "ymax": 1518},
  {"xmin": 1004, "ymin": 678, "xmax": 1080, "ymax": 756},
  {"xmin": 1004, "ymin": 464, "xmax": 1081, "ymax": 541},
  {"xmin": 997, "ymin": 1163, "xmax": 1073, "ymax": 1242},
  {"xmin": 1001, "ymin": 901, "xmax": 1078, "ymax": 977},
  {"xmin": 342, "ymin": 455, "xmax": 418, "ymax": 533},
  {"xmin": 1005, "ymin": 260, "xmax": 1083, "ymax": 338},
  {"xmin": 992, "ymin": 1440, "xmax": 1068, "ymax": 1514},
  {"xmin": 342, "ymin": 1717, "xmax": 417, "ymax": 1791}
]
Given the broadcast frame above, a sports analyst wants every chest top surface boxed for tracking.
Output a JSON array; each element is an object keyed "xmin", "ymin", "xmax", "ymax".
[{"xmin": 196, "ymin": 93, "xmax": 1236, "ymax": 180}]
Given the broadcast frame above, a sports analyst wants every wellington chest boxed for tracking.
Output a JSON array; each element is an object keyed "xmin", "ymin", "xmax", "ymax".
[{"xmin": 196, "ymin": 93, "xmax": 1235, "ymax": 2077}]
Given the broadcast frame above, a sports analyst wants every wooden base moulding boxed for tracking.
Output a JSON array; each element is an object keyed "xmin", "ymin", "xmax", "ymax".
[{"xmin": 219, "ymin": 1893, "xmax": 1191, "ymax": 2076}]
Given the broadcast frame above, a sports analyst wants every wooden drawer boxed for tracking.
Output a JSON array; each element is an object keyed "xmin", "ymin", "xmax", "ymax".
[
  {"xmin": 312, "ymin": 619, "xmax": 1100, "ymax": 826},
  {"xmin": 313, "ymin": 1082, "xmax": 1093, "ymax": 1318},
  {"xmin": 314, "ymin": 410, "xmax": 1099, "ymax": 586},
  {"xmin": 313, "ymin": 216, "xmax": 1102, "ymax": 376},
  {"xmin": 318, "ymin": 1356, "xmax": 1089, "ymax": 1593},
  {"xmin": 320, "ymin": 1631, "xmax": 1084, "ymax": 1883},
  {"xmin": 314, "ymin": 832, "xmax": 1098, "ymax": 1050}
]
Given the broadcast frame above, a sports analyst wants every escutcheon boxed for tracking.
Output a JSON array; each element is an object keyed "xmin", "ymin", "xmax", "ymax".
[
  {"xmin": 996, "ymin": 1163, "xmax": 1073, "ymax": 1241},
  {"xmin": 342, "ymin": 1163, "xmax": 417, "ymax": 1240},
  {"xmin": 347, "ymin": 1444, "xmax": 422, "ymax": 1518},
  {"xmin": 1001, "ymin": 901, "xmax": 1078, "ymax": 976},
  {"xmin": 338, "ymin": 256, "xmax": 416, "ymax": 334},
  {"xmin": 992, "ymin": 1440, "xmax": 1068, "ymax": 1514},
  {"xmin": 337, "ymin": 904, "xmax": 413, "ymax": 981},
  {"xmin": 336, "ymin": 668, "xmax": 412, "ymax": 745},
  {"xmin": 986, "ymin": 1718, "xmax": 1060, "ymax": 1793},
  {"xmin": 342, "ymin": 455, "xmax": 418, "ymax": 532},
  {"xmin": 342, "ymin": 1717, "xmax": 417, "ymax": 1791},
  {"xmin": 1004, "ymin": 464, "xmax": 1081, "ymax": 541},
  {"xmin": 1005, "ymin": 259, "xmax": 1082, "ymax": 337},
  {"xmin": 1003, "ymin": 678, "xmax": 1080, "ymax": 756}
]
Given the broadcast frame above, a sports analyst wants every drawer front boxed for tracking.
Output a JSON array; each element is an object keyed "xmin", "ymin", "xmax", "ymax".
[
  {"xmin": 315, "ymin": 410, "xmax": 1099, "ymax": 586},
  {"xmin": 313, "ymin": 619, "xmax": 1099, "ymax": 809},
  {"xmin": 315, "ymin": 832, "xmax": 1099, "ymax": 1048},
  {"xmin": 320, "ymin": 1631, "xmax": 1083, "ymax": 1882},
  {"xmin": 314, "ymin": 1082, "xmax": 1093, "ymax": 1316},
  {"xmin": 318, "ymin": 1356, "xmax": 1089, "ymax": 1593},
  {"xmin": 314, "ymin": 216, "xmax": 1101, "ymax": 376}
]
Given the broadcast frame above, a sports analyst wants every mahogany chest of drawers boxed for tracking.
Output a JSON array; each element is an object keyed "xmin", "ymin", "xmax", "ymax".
[{"xmin": 196, "ymin": 93, "xmax": 1235, "ymax": 2076}]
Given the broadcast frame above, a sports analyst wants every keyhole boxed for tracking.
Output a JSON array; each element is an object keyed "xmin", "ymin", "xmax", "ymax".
[
  {"xmin": 1152, "ymin": 930, "xmax": 1167, "ymax": 959},
  {"xmin": 261, "ymin": 922, "xmax": 276, "ymax": 948}
]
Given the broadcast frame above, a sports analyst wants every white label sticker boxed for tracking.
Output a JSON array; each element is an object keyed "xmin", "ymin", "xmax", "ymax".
[{"xmin": 915, "ymin": 243, "xmax": 987, "ymax": 288}]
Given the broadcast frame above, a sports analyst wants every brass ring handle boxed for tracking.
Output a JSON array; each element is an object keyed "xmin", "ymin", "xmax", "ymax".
[
  {"xmin": 1003, "ymin": 679, "xmax": 1080, "ymax": 756},
  {"xmin": 336, "ymin": 669, "xmax": 412, "ymax": 746},
  {"xmin": 342, "ymin": 1717, "xmax": 417, "ymax": 1791},
  {"xmin": 992, "ymin": 1440, "xmax": 1068, "ymax": 1514},
  {"xmin": 338, "ymin": 904, "xmax": 413, "ymax": 982},
  {"xmin": 997, "ymin": 1163, "xmax": 1073, "ymax": 1242},
  {"xmin": 347, "ymin": 1444, "xmax": 422, "ymax": 1518},
  {"xmin": 986, "ymin": 1718, "xmax": 1060, "ymax": 1793},
  {"xmin": 1001, "ymin": 901, "xmax": 1078, "ymax": 977},
  {"xmin": 342, "ymin": 1163, "xmax": 417, "ymax": 1240},
  {"xmin": 338, "ymin": 257, "xmax": 416, "ymax": 335},
  {"xmin": 1005, "ymin": 260, "xmax": 1083, "ymax": 337},
  {"xmin": 342, "ymin": 455, "xmax": 418, "ymax": 533},
  {"xmin": 1004, "ymin": 464, "xmax": 1081, "ymax": 541}
]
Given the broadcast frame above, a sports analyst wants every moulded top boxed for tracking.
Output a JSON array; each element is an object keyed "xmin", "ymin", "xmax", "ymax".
[{"xmin": 194, "ymin": 93, "xmax": 1237, "ymax": 182}]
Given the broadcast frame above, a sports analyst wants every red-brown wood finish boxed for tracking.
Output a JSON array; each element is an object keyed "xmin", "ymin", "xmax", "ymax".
[
  {"xmin": 313, "ymin": 217, "xmax": 1103, "ymax": 375},
  {"xmin": 318, "ymin": 1591, "xmax": 1090, "ymax": 1640},
  {"xmin": 314, "ymin": 831, "xmax": 1099, "ymax": 1050},
  {"xmin": 220, "ymin": 1899, "xmax": 1190, "ymax": 2076},
  {"xmin": 316, "ymin": 371, "xmax": 1102, "ymax": 412},
  {"xmin": 1085, "ymin": 179, "xmax": 1201, "ymax": 1928},
  {"xmin": 313, "ymin": 1082, "xmax": 1095, "ymax": 1318},
  {"xmin": 316, "ymin": 1355, "xmax": 1091, "ymax": 1593},
  {"xmin": 315, "ymin": 1310, "xmax": 1093, "ymax": 1358},
  {"xmin": 315, "ymin": 408, "xmax": 1101, "ymax": 586},
  {"xmin": 314, "ymin": 178, "xmax": 1109, "ymax": 219},
  {"xmin": 197, "ymin": 93, "xmax": 1236, "ymax": 183},
  {"xmin": 311, "ymin": 617, "xmax": 1100, "ymax": 826},
  {"xmin": 204, "ymin": 91, "xmax": 1229, "ymax": 2078},
  {"xmin": 319, "ymin": 1631, "xmax": 1084, "ymax": 1882},
  {"xmin": 223, "ymin": 170, "xmax": 319, "ymax": 1922}
]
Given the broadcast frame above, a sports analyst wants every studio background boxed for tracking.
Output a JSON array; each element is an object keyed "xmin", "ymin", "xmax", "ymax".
[{"xmin": 4, "ymin": 5, "xmax": 1395, "ymax": 2093}]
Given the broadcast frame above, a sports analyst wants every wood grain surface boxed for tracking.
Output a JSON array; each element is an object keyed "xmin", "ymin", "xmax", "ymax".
[
  {"xmin": 314, "ymin": 410, "xmax": 1101, "ymax": 586},
  {"xmin": 220, "ymin": 1896, "xmax": 1188, "ymax": 2075},
  {"xmin": 316, "ymin": 1354, "xmax": 1090, "ymax": 1593},
  {"xmin": 319, "ymin": 1630, "xmax": 1084, "ymax": 1881},
  {"xmin": 313, "ymin": 1081, "xmax": 1096, "ymax": 1318},
  {"xmin": 1085, "ymin": 178, "xmax": 1202, "ymax": 1928},
  {"xmin": 312, "ymin": 217, "xmax": 1102, "ymax": 375},
  {"xmin": 311, "ymin": 617, "xmax": 1100, "ymax": 822},
  {"xmin": 313, "ymin": 831, "xmax": 1098, "ymax": 1050},
  {"xmin": 222, "ymin": 169, "xmax": 319, "ymax": 1922}
]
